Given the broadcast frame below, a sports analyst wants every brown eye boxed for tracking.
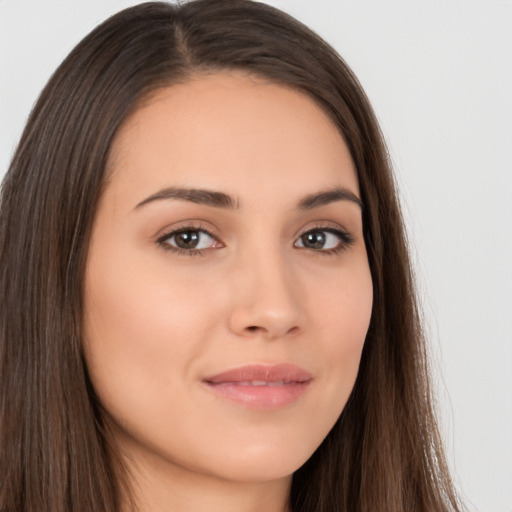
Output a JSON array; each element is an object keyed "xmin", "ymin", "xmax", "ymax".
[
  {"xmin": 174, "ymin": 230, "xmax": 201, "ymax": 249},
  {"xmin": 160, "ymin": 229, "xmax": 218, "ymax": 251},
  {"xmin": 300, "ymin": 230, "xmax": 327, "ymax": 249},
  {"xmin": 294, "ymin": 228, "xmax": 353, "ymax": 252}
]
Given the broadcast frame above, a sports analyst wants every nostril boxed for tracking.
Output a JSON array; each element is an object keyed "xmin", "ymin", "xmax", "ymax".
[{"xmin": 247, "ymin": 326, "xmax": 260, "ymax": 332}]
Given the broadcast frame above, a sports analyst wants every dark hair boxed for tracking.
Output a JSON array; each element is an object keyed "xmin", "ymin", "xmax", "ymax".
[{"xmin": 0, "ymin": 1, "xmax": 463, "ymax": 511}]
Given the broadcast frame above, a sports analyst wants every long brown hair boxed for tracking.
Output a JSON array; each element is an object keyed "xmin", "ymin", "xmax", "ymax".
[{"xmin": 0, "ymin": 1, "xmax": 463, "ymax": 511}]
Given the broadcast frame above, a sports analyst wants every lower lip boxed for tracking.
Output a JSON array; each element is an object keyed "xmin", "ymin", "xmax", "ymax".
[{"xmin": 203, "ymin": 381, "xmax": 311, "ymax": 410}]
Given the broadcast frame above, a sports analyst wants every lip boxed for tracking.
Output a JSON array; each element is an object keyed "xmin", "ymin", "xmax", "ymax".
[{"xmin": 202, "ymin": 364, "xmax": 313, "ymax": 410}]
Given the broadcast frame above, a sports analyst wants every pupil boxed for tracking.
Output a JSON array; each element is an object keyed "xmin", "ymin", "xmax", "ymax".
[
  {"xmin": 302, "ymin": 231, "xmax": 325, "ymax": 249},
  {"xmin": 175, "ymin": 231, "xmax": 199, "ymax": 249}
]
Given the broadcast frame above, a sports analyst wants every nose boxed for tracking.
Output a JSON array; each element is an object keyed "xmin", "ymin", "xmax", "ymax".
[{"xmin": 227, "ymin": 250, "xmax": 304, "ymax": 341}]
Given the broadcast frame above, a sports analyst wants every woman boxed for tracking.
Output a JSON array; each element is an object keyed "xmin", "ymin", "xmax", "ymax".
[{"xmin": 0, "ymin": 1, "xmax": 464, "ymax": 511}]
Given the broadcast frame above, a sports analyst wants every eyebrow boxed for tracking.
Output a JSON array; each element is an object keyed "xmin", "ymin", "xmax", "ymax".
[
  {"xmin": 297, "ymin": 187, "xmax": 363, "ymax": 210},
  {"xmin": 134, "ymin": 186, "xmax": 362, "ymax": 211},
  {"xmin": 135, "ymin": 188, "xmax": 238, "ymax": 210}
]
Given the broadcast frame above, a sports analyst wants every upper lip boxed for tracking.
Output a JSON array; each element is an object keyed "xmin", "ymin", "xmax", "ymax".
[{"xmin": 203, "ymin": 363, "xmax": 313, "ymax": 384}]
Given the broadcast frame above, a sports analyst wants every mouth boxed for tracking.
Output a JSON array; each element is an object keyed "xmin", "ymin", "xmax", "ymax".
[{"xmin": 202, "ymin": 363, "xmax": 313, "ymax": 410}]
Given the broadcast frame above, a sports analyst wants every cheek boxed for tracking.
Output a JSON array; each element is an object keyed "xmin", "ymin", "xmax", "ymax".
[
  {"xmin": 82, "ymin": 250, "xmax": 223, "ymax": 417},
  {"xmin": 307, "ymin": 260, "xmax": 373, "ymax": 416},
  {"xmin": 311, "ymin": 253, "xmax": 373, "ymax": 347}
]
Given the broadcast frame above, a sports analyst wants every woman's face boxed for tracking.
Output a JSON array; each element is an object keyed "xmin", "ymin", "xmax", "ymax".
[{"xmin": 83, "ymin": 73, "xmax": 373, "ymax": 485}]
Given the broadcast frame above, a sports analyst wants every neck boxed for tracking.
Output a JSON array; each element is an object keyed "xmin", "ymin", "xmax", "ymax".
[{"xmin": 119, "ymin": 447, "xmax": 292, "ymax": 512}]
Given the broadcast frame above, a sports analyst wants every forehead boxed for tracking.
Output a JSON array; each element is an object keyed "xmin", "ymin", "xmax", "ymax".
[{"xmin": 106, "ymin": 72, "xmax": 359, "ymax": 209}]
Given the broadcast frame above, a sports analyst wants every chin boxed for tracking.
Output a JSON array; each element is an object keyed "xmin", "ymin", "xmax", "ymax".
[{"xmin": 185, "ymin": 427, "xmax": 329, "ymax": 484}]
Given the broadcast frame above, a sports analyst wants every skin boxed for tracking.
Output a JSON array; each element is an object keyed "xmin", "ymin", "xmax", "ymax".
[{"xmin": 83, "ymin": 72, "xmax": 373, "ymax": 512}]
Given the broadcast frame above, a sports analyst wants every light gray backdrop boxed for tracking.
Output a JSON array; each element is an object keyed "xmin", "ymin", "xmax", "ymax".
[{"xmin": 1, "ymin": 1, "xmax": 511, "ymax": 510}]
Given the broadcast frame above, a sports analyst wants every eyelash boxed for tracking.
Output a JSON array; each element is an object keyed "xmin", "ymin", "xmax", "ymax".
[
  {"xmin": 297, "ymin": 223, "xmax": 355, "ymax": 256},
  {"xmin": 156, "ymin": 223, "xmax": 355, "ymax": 257},
  {"xmin": 156, "ymin": 223, "xmax": 216, "ymax": 257}
]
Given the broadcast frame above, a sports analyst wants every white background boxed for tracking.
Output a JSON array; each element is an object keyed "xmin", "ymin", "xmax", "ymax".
[{"xmin": 1, "ymin": 1, "xmax": 511, "ymax": 510}]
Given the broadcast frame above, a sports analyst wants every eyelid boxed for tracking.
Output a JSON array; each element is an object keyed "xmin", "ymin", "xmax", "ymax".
[
  {"xmin": 293, "ymin": 221, "xmax": 356, "ymax": 253},
  {"xmin": 155, "ymin": 221, "xmax": 223, "ymax": 255},
  {"xmin": 154, "ymin": 220, "xmax": 221, "ymax": 241},
  {"xmin": 294, "ymin": 221, "xmax": 354, "ymax": 240}
]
